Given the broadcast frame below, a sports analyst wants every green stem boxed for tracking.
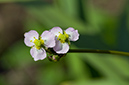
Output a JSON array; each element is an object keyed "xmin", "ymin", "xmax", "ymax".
[{"xmin": 69, "ymin": 49, "xmax": 129, "ymax": 56}]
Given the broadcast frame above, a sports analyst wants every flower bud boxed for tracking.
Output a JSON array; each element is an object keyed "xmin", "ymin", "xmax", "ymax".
[{"xmin": 47, "ymin": 54, "xmax": 66, "ymax": 62}]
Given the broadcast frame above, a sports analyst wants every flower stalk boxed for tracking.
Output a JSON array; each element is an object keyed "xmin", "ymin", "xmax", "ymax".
[{"xmin": 69, "ymin": 49, "xmax": 129, "ymax": 57}]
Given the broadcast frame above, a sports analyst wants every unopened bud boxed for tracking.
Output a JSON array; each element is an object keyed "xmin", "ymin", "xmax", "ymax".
[{"xmin": 47, "ymin": 54, "xmax": 66, "ymax": 62}]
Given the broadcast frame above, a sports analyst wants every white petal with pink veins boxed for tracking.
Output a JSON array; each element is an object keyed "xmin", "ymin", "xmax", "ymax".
[
  {"xmin": 41, "ymin": 31, "xmax": 55, "ymax": 48},
  {"xmin": 30, "ymin": 47, "xmax": 46, "ymax": 61},
  {"xmin": 24, "ymin": 30, "xmax": 39, "ymax": 47},
  {"xmin": 53, "ymin": 41, "xmax": 69, "ymax": 54},
  {"xmin": 50, "ymin": 27, "xmax": 63, "ymax": 36},
  {"xmin": 65, "ymin": 27, "xmax": 79, "ymax": 41}
]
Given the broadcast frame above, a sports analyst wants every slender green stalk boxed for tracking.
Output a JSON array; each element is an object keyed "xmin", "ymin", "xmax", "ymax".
[{"xmin": 69, "ymin": 49, "xmax": 129, "ymax": 56}]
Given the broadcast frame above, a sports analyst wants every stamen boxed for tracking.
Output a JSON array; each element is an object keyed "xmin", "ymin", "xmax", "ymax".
[
  {"xmin": 40, "ymin": 39, "xmax": 44, "ymax": 45},
  {"xmin": 33, "ymin": 38, "xmax": 44, "ymax": 50},
  {"xmin": 30, "ymin": 40, "xmax": 32, "ymax": 42},
  {"xmin": 57, "ymin": 31, "xmax": 69, "ymax": 43}
]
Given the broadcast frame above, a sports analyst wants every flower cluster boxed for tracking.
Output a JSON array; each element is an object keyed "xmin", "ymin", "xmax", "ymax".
[{"xmin": 24, "ymin": 27, "xmax": 79, "ymax": 61}]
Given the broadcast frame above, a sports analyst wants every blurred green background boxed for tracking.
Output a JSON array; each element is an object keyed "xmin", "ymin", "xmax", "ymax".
[{"xmin": 0, "ymin": 0, "xmax": 129, "ymax": 85}]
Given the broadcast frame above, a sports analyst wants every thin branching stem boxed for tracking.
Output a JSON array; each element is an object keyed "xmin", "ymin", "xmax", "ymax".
[{"xmin": 69, "ymin": 49, "xmax": 129, "ymax": 56}]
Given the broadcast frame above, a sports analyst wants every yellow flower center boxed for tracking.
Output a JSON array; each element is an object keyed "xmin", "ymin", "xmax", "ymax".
[
  {"xmin": 31, "ymin": 37, "xmax": 44, "ymax": 50},
  {"xmin": 58, "ymin": 31, "xmax": 69, "ymax": 43}
]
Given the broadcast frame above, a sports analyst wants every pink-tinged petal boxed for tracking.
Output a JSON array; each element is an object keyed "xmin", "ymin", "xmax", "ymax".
[
  {"xmin": 30, "ymin": 47, "xmax": 46, "ymax": 61},
  {"xmin": 65, "ymin": 27, "xmax": 79, "ymax": 41},
  {"xmin": 65, "ymin": 27, "xmax": 75, "ymax": 32},
  {"xmin": 50, "ymin": 27, "xmax": 63, "ymax": 36},
  {"xmin": 41, "ymin": 31, "xmax": 55, "ymax": 48},
  {"xmin": 24, "ymin": 30, "xmax": 39, "ymax": 47},
  {"xmin": 53, "ymin": 41, "xmax": 69, "ymax": 54},
  {"xmin": 53, "ymin": 40, "xmax": 62, "ymax": 51}
]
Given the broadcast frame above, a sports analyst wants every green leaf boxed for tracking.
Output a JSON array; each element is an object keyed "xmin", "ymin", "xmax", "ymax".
[
  {"xmin": 26, "ymin": 6, "xmax": 100, "ymax": 35},
  {"xmin": 81, "ymin": 54, "xmax": 129, "ymax": 85},
  {"xmin": 54, "ymin": 0, "xmax": 79, "ymax": 17},
  {"xmin": 65, "ymin": 53, "xmax": 91, "ymax": 80}
]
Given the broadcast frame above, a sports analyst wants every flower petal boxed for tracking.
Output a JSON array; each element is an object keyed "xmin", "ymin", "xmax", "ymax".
[
  {"xmin": 53, "ymin": 41, "xmax": 69, "ymax": 54},
  {"xmin": 41, "ymin": 31, "xmax": 55, "ymax": 48},
  {"xmin": 50, "ymin": 27, "xmax": 63, "ymax": 36},
  {"xmin": 30, "ymin": 47, "xmax": 46, "ymax": 61},
  {"xmin": 65, "ymin": 27, "xmax": 79, "ymax": 41},
  {"xmin": 24, "ymin": 30, "xmax": 39, "ymax": 47}
]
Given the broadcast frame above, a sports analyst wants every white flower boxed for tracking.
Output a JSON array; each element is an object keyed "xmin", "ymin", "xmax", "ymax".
[
  {"xmin": 24, "ymin": 30, "xmax": 55, "ymax": 61},
  {"xmin": 50, "ymin": 27, "xmax": 79, "ymax": 54}
]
